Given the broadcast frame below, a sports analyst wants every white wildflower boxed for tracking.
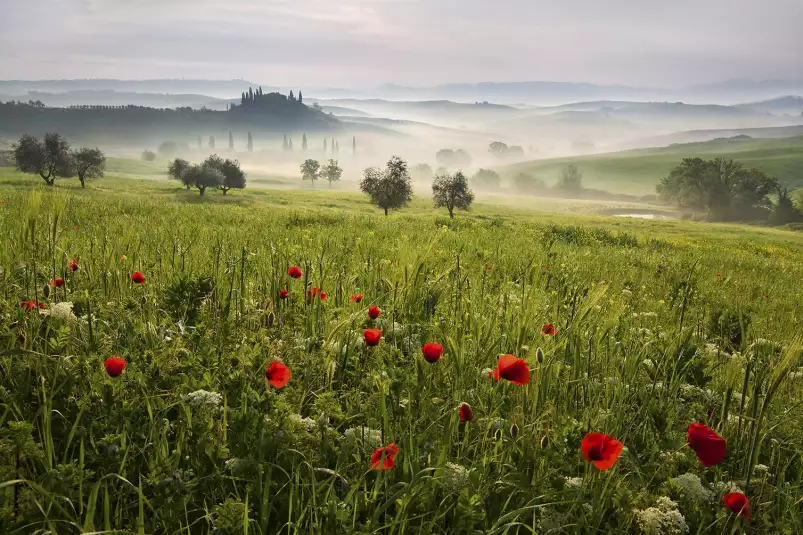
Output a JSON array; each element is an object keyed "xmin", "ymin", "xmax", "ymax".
[
  {"xmin": 538, "ymin": 508, "xmax": 564, "ymax": 532},
  {"xmin": 183, "ymin": 390, "xmax": 223, "ymax": 410},
  {"xmin": 753, "ymin": 464, "xmax": 769, "ymax": 474},
  {"xmin": 622, "ymin": 289, "xmax": 633, "ymax": 297},
  {"xmin": 714, "ymin": 481, "xmax": 743, "ymax": 495},
  {"xmin": 669, "ymin": 473, "xmax": 714, "ymax": 503},
  {"xmin": 39, "ymin": 302, "xmax": 76, "ymax": 322},
  {"xmin": 288, "ymin": 413, "xmax": 318, "ymax": 432},
  {"xmin": 441, "ymin": 462, "xmax": 472, "ymax": 493},
  {"xmin": 581, "ymin": 503, "xmax": 593, "ymax": 515},
  {"xmin": 482, "ymin": 367, "xmax": 494, "ymax": 378},
  {"xmin": 634, "ymin": 497, "xmax": 689, "ymax": 535},
  {"xmin": 342, "ymin": 426, "xmax": 383, "ymax": 447},
  {"xmin": 564, "ymin": 476, "xmax": 584, "ymax": 489}
]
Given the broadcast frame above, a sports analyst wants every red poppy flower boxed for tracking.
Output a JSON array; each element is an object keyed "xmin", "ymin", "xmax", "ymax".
[
  {"xmin": 131, "ymin": 271, "xmax": 145, "ymax": 284},
  {"xmin": 368, "ymin": 305, "xmax": 381, "ymax": 319},
  {"xmin": 306, "ymin": 290, "xmax": 312, "ymax": 297},
  {"xmin": 421, "ymin": 343, "xmax": 444, "ymax": 363},
  {"xmin": 73, "ymin": 225, "xmax": 78, "ymax": 230},
  {"xmin": 363, "ymin": 328, "xmax": 382, "ymax": 346},
  {"xmin": 19, "ymin": 300, "xmax": 37, "ymax": 310},
  {"xmin": 487, "ymin": 265, "xmax": 492, "ymax": 270},
  {"xmin": 287, "ymin": 266, "xmax": 303, "ymax": 279},
  {"xmin": 104, "ymin": 356, "xmax": 127, "ymax": 377},
  {"xmin": 312, "ymin": 287, "xmax": 319, "ymax": 295},
  {"xmin": 490, "ymin": 354, "xmax": 531, "ymax": 385},
  {"xmin": 38, "ymin": 302, "xmax": 47, "ymax": 309},
  {"xmin": 69, "ymin": 259, "xmax": 79, "ymax": 272},
  {"xmin": 581, "ymin": 432, "xmax": 624, "ymax": 470},
  {"xmin": 351, "ymin": 293, "xmax": 363, "ymax": 303},
  {"xmin": 458, "ymin": 402, "xmax": 473, "ymax": 422},
  {"xmin": 687, "ymin": 423, "xmax": 726, "ymax": 466},
  {"xmin": 716, "ymin": 273, "xmax": 721, "ymax": 278},
  {"xmin": 52, "ymin": 277, "xmax": 65, "ymax": 288},
  {"xmin": 723, "ymin": 493, "xmax": 749, "ymax": 520},
  {"xmin": 320, "ymin": 292, "xmax": 327, "ymax": 301},
  {"xmin": 541, "ymin": 323, "xmax": 557, "ymax": 336},
  {"xmin": 280, "ymin": 289, "xmax": 290, "ymax": 299},
  {"xmin": 371, "ymin": 443, "xmax": 400, "ymax": 470},
  {"xmin": 265, "ymin": 361, "xmax": 291, "ymax": 388}
]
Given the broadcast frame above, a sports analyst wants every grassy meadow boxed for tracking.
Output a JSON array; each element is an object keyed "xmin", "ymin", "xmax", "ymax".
[{"xmin": 2, "ymin": 167, "xmax": 803, "ymax": 534}]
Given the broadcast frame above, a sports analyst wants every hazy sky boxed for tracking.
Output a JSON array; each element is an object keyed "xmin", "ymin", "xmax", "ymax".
[{"xmin": 2, "ymin": 0, "xmax": 802, "ymax": 88}]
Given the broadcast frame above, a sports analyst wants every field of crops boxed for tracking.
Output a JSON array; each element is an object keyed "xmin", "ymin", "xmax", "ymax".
[{"xmin": 2, "ymin": 173, "xmax": 803, "ymax": 534}]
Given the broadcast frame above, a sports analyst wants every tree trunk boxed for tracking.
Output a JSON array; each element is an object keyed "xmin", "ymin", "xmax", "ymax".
[
  {"xmin": 199, "ymin": 187, "xmax": 206, "ymax": 196},
  {"xmin": 186, "ymin": 184, "xmax": 191, "ymax": 190},
  {"xmin": 384, "ymin": 207, "xmax": 388, "ymax": 216},
  {"xmin": 79, "ymin": 175, "xmax": 86, "ymax": 188},
  {"xmin": 222, "ymin": 188, "xmax": 228, "ymax": 195},
  {"xmin": 448, "ymin": 207, "xmax": 454, "ymax": 218}
]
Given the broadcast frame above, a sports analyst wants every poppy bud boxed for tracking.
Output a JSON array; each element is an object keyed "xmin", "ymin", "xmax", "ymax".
[
  {"xmin": 42, "ymin": 282, "xmax": 51, "ymax": 299},
  {"xmin": 266, "ymin": 310, "xmax": 275, "ymax": 328},
  {"xmin": 540, "ymin": 435, "xmax": 551, "ymax": 449},
  {"xmin": 509, "ymin": 422, "xmax": 520, "ymax": 439},
  {"xmin": 318, "ymin": 413, "xmax": 328, "ymax": 428},
  {"xmin": 536, "ymin": 347, "xmax": 544, "ymax": 364}
]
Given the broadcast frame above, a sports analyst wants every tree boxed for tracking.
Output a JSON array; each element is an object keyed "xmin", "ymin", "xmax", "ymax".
[
  {"xmin": 300, "ymin": 159, "xmax": 321, "ymax": 185},
  {"xmin": 159, "ymin": 141, "xmax": 186, "ymax": 158},
  {"xmin": 321, "ymin": 159, "xmax": 343, "ymax": 187},
  {"xmin": 302, "ymin": 133, "xmax": 308, "ymax": 151},
  {"xmin": 71, "ymin": 148, "xmax": 105, "ymax": 188},
  {"xmin": 556, "ymin": 164, "xmax": 583, "ymax": 194},
  {"xmin": 412, "ymin": 163, "xmax": 433, "ymax": 182},
  {"xmin": 298, "ymin": 91, "xmax": 303, "ymax": 104},
  {"xmin": 656, "ymin": 157, "xmax": 778, "ymax": 221},
  {"xmin": 141, "ymin": 150, "xmax": 156, "ymax": 161},
  {"xmin": 471, "ymin": 168, "xmax": 501, "ymax": 191},
  {"xmin": 513, "ymin": 172, "xmax": 547, "ymax": 194},
  {"xmin": 203, "ymin": 154, "xmax": 246, "ymax": 195},
  {"xmin": 228, "ymin": 131, "xmax": 234, "ymax": 151},
  {"xmin": 183, "ymin": 164, "xmax": 223, "ymax": 196},
  {"xmin": 324, "ymin": 139, "xmax": 328, "ymax": 153},
  {"xmin": 352, "ymin": 136, "xmax": 356, "ymax": 156},
  {"xmin": 288, "ymin": 137, "xmax": 293, "ymax": 151},
  {"xmin": 289, "ymin": 90, "xmax": 295, "ymax": 101},
  {"xmin": 359, "ymin": 156, "xmax": 414, "ymax": 216},
  {"xmin": 13, "ymin": 133, "xmax": 73, "ymax": 186},
  {"xmin": 436, "ymin": 148, "xmax": 472, "ymax": 168},
  {"xmin": 432, "ymin": 171, "xmax": 475, "ymax": 218},
  {"xmin": 772, "ymin": 185, "xmax": 802, "ymax": 224},
  {"xmin": 489, "ymin": 141, "xmax": 508, "ymax": 156},
  {"xmin": 197, "ymin": 136, "xmax": 202, "ymax": 149},
  {"xmin": 208, "ymin": 136, "xmax": 215, "ymax": 149},
  {"xmin": 283, "ymin": 135, "xmax": 288, "ymax": 151},
  {"xmin": 167, "ymin": 158, "xmax": 192, "ymax": 189},
  {"xmin": 247, "ymin": 132, "xmax": 253, "ymax": 152}
]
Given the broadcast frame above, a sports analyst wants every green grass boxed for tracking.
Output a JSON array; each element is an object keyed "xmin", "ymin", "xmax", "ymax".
[
  {"xmin": 503, "ymin": 136, "xmax": 803, "ymax": 195},
  {"xmin": 1, "ymin": 169, "xmax": 803, "ymax": 534}
]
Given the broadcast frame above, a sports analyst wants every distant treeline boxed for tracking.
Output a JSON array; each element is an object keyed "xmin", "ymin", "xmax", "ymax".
[{"xmin": 0, "ymin": 88, "xmax": 340, "ymax": 146}]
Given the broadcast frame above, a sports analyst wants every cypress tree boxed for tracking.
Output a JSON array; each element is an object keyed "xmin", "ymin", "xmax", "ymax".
[
  {"xmin": 302, "ymin": 133, "xmax": 307, "ymax": 151},
  {"xmin": 197, "ymin": 136, "xmax": 202, "ymax": 148},
  {"xmin": 208, "ymin": 136, "xmax": 215, "ymax": 149},
  {"xmin": 353, "ymin": 136, "xmax": 356, "ymax": 156},
  {"xmin": 324, "ymin": 139, "xmax": 328, "ymax": 152},
  {"xmin": 289, "ymin": 138, "xmax": 293, "ymax": 151},
  {"xmin": 247, "ymin": 132, "xmax": 253, "ymax": 153},
  {"xmin": 289, "ymin": 90, "xmax": 295, "ymax": 101},
  {"xmin": 283, "ymin": 134, "xmax": 288, "ymax": 151},
  {"xmin": 241, "ymin": 92, "xmax": 246, "ymax": 105},
  {"xmin": 229, "ymin": 131, "xmax": 233, "ymax": 150},
  {"xmin": 248, "ymin": 87, "xmax": 253, "ymax": 101},
  {"xmin": 298, "ymin": 91, "xmax": 303, "ymax": 104}
]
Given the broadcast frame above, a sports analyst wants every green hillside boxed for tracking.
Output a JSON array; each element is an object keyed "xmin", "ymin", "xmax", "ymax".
[{"xmin": 503, "ymin": 135, "xmax": 803, "ymax": 195}]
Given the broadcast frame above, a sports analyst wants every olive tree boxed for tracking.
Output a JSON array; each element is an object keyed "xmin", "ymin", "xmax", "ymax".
[
  {"xmin": 321, "ymin": 159, "xmax": 343, "ymax": 187},
  {"xmin": 432, "ymin": 171, "xmax": 474, "ymax": 218},
  {"xmin": 71, "ymin": 148, "xmax": 105, "ymax": 188},
  {"xmin": 13, "ymin": 133, "xmax": 74, "ymax": 186},
  {"xmin": 168, "ymin": 158, "xmax": 192, "ymax": 189},
  {"xmin": 359, "ymin": 156, "xmax": 413, "ymax": 216},
  {"xmin": 300, "ymin": 159, "xmax": 320, "ymax": 186},
  {"xmin": 183, "ymin": 164, "xmax": 223, "ymax": 196},
  {"xmin": 203, "ymin": 154, "xmax": 246, "ymax": 194}
]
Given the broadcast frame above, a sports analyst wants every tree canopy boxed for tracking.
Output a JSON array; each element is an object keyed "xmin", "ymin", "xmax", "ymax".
[
  {"xmin": 432, "ymin": 171, "xmax": 475, "ymax": 218},
  {"xmin": 436, "ymin": 148, "xmax": 472, "ymax": 168},
  {"xmin": 203, "ymin": 154, "xmax": 246, "ymax": 194},
  {"xmin": 13, "ymin": 133, "xmax": 73, "ymax": 185},
  {"xmin": 321, "ymin": 159, "xmax": 343, "ymax": 186},
  {"xmin": 300, "ymin": 159, "xmax": 321, "ymax": 185},
  {"xmin": 471, "ymin": 168, "xmax": 501, "ymax": 191},
  {"xmin": 71, "ymin": 147, "xmax": 105, "ymax": 188},
  {"xmin": 359, "ymin": 156, "xmax": 414, "ymax": 216},
  {"xmin": 183, "ymin": 164, "xmax": 223, "ymax": 196},
  {"xmin": 167, "ymin": 158, "xmax": 192, "ymax": 189},
  {"xmin": 657, "ymin": 157, "xmax": 778, "ymax": 221},
  {"xmin": 556, "ymin": 164, "xmax": 583, "ymax": 194}
]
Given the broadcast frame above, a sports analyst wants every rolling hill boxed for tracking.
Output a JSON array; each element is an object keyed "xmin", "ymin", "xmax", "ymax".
[{"xmin": 502, "ymin": 135, "xmax": 803, "ymax": 195}]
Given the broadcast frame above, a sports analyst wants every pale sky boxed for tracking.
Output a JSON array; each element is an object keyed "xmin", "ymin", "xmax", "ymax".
[{"xmin": 2, "ymin": 0, "xmax": 802, "ymax": 88}]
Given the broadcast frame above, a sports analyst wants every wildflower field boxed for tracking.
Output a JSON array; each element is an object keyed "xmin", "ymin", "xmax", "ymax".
[{"xmin": 2, "ymin": 173, "xmax": 803, "ymax": 534}]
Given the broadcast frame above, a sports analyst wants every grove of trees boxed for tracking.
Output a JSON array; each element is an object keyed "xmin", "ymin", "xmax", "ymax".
[
  {"xmin": 359, "ymin": 156, "xmax": 414, "ymax": 216},
  {"xmin": 12, "ymin": 133, "xmax": 105, "ymax": 187},
  {"xmin": 656, "ymin": 157, "xmax": 798, "ymax": 222},
  {"xmin": 436, "ymin": 148, "xmax": 472, "ymax": 168},
  {"xmin": 167, "ymin": 154, "xmax": 246, "ymax": 196}
]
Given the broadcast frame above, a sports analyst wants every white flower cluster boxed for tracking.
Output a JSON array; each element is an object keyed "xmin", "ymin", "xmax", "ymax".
[
  {"xmin": 288, "ymin": 413, "xmax": 318, "ymax": 433},
  {"xmin": 669, "ymin": 473, "xmax": 714, "ymax": 503},
  {"xmin": 440, "ymin": 462, "xmax": 472, "ymax": 493},
  {"xmin": 39, "ymin": 301, "xmax": 76, "ymax": 322},
  {"xmin": 634, "ymin": 497, "xmax": 689, "ymax": 535},
  {"xmin": 714, "ymin": 481, "xmax": 743, "ymax": 495},
  {"xmin": 564, "ymin": 476, "xmax": 584, "ymax": 489},
  {"xmin": 754, "ymin": 464, "xmax": 769, "ymax": 474},
  {"xmin": 342, "ymin": 426, "xmax": 383, "ymax": 447},
  {"xmin": 183, "ymin": 390, "xmax": 223, "ymax": 410}
]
